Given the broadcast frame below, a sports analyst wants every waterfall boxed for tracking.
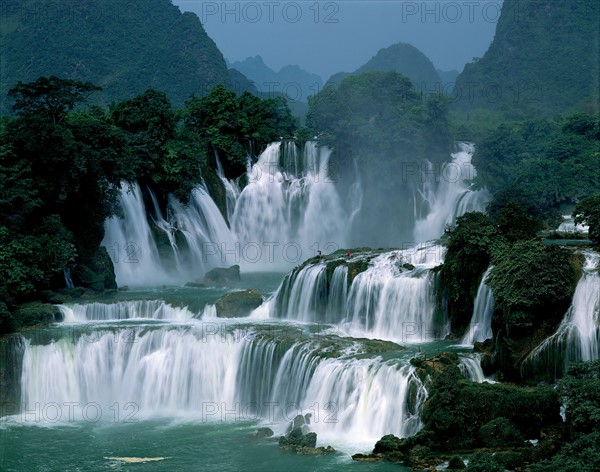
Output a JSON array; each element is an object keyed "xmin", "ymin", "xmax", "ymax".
[
  {"xmin": 63, "ymin": 268, "xmax": 74, "ymax": 289},
  {"xmin": 19, "ymin": 323, "xmax": 427, "ymax": 444},
  {"xmin": 461, "ymin": 266, "xmax": 494, "ymax": 345},
  {"xmin": 215, "ymin": 153, "xmax": 241, "ymax": 224},
  {"xmin": 102, "ymin": 182, "xmax": 168, "ymax": 287},
  {"xmin": 102, "ymin": 182, "xmax": 237, "ymax": 287},
  {"xmin": 57, "ymin": 301, "xmax": 195, "ymax": 322},
  {"xmin": 231, "ymin": 142, "xmax": 348, "ymax": 270},
  {"xmin": 271, "ymin": 243, "xmax": 447, "ymax": 343},
  {"xmin": 325, "ymin": 265, "xmax": 348, "ymax": 324},
  {"xmin": 303, "ymin": 360, "xmax": 426, "ymax": 443},
  {"xmin": 459, "ymin": 354, "xmax": 494, "ymax": 383},
  {"xmin": 413, "ymin": 143, "xmax": 490, "ymax": 242},
  {"xmin": 100, "ymin": 142, "xmax": 488, "ymax": 286},
  {"xmin": 167, "ymin": 186, "xmax": 238, "ymax": 274},
  {"xmin": 557, "ymin": 215, "xmax": 589, "ymax": 234},
  {"xmin": 522, "ymin": 251, "xmax": 600, "ymax": 380}
]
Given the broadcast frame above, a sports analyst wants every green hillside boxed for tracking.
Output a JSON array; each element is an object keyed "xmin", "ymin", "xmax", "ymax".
[
  {"xmin": 453, "ymin": 0, "xmax": 600, "ymax": 118},
  {"xmin": 326, "ymin": 42, "xmax": 442, "ymax": 94},
  {"xmin": 0, "ymin": 0, "xmax": 231, "ymax": 112}
]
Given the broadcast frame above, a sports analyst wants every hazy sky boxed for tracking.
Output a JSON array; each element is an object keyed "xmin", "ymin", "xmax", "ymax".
[{"xmin": 173, "ymin": 0, "xmax": 503, "ymax": 80}]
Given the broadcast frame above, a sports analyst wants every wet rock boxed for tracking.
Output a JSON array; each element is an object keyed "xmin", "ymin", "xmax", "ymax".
[
  {"xmin": 402, "ymin": 263, "xmax": 415, "ymax": 271},
  {"xmin": 215, "ymin": 289, "xmax": 263, "ymax": 318},
  {"xmin": 447, "ymin": 455, "xmax": 466, "ymax": 469},
  {"xmin": 252, "ymin": 427, "xmax": 274, "ymax": 438},
  {"xmin": 352, "ymin": 453, "xmax": 385, "ymax": 462},
  {"xmin": 203, "ymin": 265, "xmax": 241, "ymax": 286}
]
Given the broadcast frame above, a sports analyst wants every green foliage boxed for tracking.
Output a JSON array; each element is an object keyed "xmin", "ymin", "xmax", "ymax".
[
  {"xmin": 487, "ymin": 241, "xmax": 579, "ymax": 334},
  {"xmin": 527, "ymin": 431, "xmax": 600, "ymax": 472},
  {"xmin": 0, "ymin": 76, "xmax": 299, "ymax": 334},
  {"xmin": 184, "ymin": 86, "xmax": 296, "ymax": 177},
  {"xmin": 441, "ymin": 212, "xmax": 505, "ymax": 331},
  {"xmin": 448, "ymin": 455, "xmax": 466, "ymax": 470},
  {"xmin": 559, "ymin": 360, "xmax": 600, "ymax": 437},
  {"xmin": 1, "ymin": 0, "xmax": 231, "ymax": 112},
  {"xmin": 421, "ymin": 364, "xmax": 560, "ymax": 450},
  {"xmin": 474, "ymin": 114, "xmax": 600, "ymax": 222},
  {"xmin": 487, "ymin": 192, "xmax": 545, "ymax": 242},
  {"xmin": 479, "ymin": 417, "xmax": 525, "ymax": 447},
  {"xmin": 8, "ymin": 76, "xmax": 101, "ymax": 123},
  {"xmin": 573, "ymin": 194, "xmax": 600, "ymax": 243},
  {"xmin": 453, "ymin": 0, "xmax": 599, "ymax": 118},
  {"xmin": 465, "ymin": 452, "xmax": 503, "ymax": 472}
]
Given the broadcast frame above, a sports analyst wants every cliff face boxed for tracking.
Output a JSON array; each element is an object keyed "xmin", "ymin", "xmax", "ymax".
[
  {"xmin": 1, "ymin": 0, "xmax": 231, "ymax": 111},
  {"xmin": 453, "ymin": 0, "xmax": 600, "ymax": 117}
]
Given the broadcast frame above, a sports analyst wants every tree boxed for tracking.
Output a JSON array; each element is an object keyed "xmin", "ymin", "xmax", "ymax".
[
  {"xmin": 442, "ymin": 212, "xmax": 505, "ymax": 330},
  {"xmin": 487, "ymin": 240, "xmax": 578, "ymax": 333},
  {"xmin": 573, "ymin": 194, "xmax": 600, "ymax": 243},
  {"xmin": 8, "ymin": 76, "xmax": 100, "ymax": 124}
]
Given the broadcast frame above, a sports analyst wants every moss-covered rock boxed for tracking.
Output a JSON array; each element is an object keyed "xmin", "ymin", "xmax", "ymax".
[
  {"xmin": 12, "ymin": 302, "xmax": 63, "ymax": 327},
  {"xmin": 215, "ymin": 289, "xmax": 263, "ymax": 318}
]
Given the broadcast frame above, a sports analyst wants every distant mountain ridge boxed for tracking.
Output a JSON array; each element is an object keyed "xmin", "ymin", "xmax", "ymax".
[
  {"xmin": 326, "ymin": 42, "xmax": 442, "ymax": 94},
  {"xmin": 0, "ymin": 0, "xmax": 231, "ymax": 112},
  {"xmin": 453, "ymin": 0, "xmax": 600, "ymax": 117},
  {"xmin": 229, "ymin": 56, "xmax": 323, "ymax": 102}
]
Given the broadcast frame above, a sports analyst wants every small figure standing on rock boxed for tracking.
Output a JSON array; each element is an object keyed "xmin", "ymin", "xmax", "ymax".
[
  {"xmin": 347, "ymin": 249, "xmax": 351, "ymax": 258},
  {"xmin": 317, "ymin": 249, "xmax": 322, "ymax": 258}
]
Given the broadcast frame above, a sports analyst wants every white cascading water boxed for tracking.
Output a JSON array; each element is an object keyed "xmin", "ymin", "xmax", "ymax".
[
  {"xmin": 413, "ymin": 143, "xmax": 490, "ymax": 242},
  {"xmin": 523, "ymin": 251, "xmax": 600, "ymax": 378},
  {"xmin": 57, "ymin": 300, "xmax": 194, "ymax": 322},
  {"xmin": 231, "ymin": 142, "xmax": 347, "ymax": 270},
  {"xmin": 461, "ymin": 266, "xmax": 494, "ymax": 345},
  {"xmin": 557, "ymin": 215, "xmax": 589, "ymax": 234},
  {"xmin": 102, "ymin": 182, "xmax": 168, "ymax": 286},
  {"xmin": 272, "ymin": 243, "xmax": 447, "ymax": 343},
  {"xmin": 20, "ymin": 320, "xmax": 428, "ymax": 445},
  {"xmin": 102, "ymin": 182, "xmax": 237, "ymax": 286},
  {"xmin": 459, "ymin": 354, "xmax": 494, "ymax": 383},
  {"xmin": 215, "ymin": 153, "xmax": 241, "ymax": 224},
  {"xmin": 167, "ymin": 186, "xmax": 239, "ymax": 274},
  {"xmin": 101, "ymin": 141, "xmax": 488, "ymax": 285},
  {"xmin": 345, "ymin": 244, "xmax": 446, "ymax": 343},
  {"xmin": 304, "ymin": 359, "xmax": 426, "ymax": 445}
]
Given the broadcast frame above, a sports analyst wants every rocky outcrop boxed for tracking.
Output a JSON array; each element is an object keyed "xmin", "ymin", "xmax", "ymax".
[
  {"xmin": 215, "ymin": 289, "xmax": 263, "ymax": 318},
  {"xmin": 203, "ymin": 265, "xmax": 241, "ymax": 287},
  {"xmin": 278, "ymin": 414, "xmax": 336, "ymax": 455}
]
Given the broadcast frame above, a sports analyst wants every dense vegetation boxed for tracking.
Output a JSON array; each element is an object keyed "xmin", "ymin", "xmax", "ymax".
[
  {"xmin": 453, "ymin": 0, "xmax": 599, "ymax": 118},
  {"xmin": 472, "ymin": 114, "xmax": 600, "ymax": 225},
  {"xmin": 0, "ymin": 0, "xmax": 232, "ymax": 112},
  {"xmin": 0, "ymin": 76, "xmax": 296, "ymax": 334},
  {"xmin": 364, "ymin": 356, "xmax": 600, "ymax": 471}
]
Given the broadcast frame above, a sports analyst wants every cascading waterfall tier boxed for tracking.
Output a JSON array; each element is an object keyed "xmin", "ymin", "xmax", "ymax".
[
  {"xmin": 57, "ymin": 300, "xmax": 194, "ymax": 323},
  {"xmin": 461, "ymin": 266, "xmax": 494, "ymax": 345},
  {"xmin": 102, "ymin": 182, "xmax": 237, "ymax": 287},
  {"xmin": 521, "ymin": 251, "xmax": 600, "ymax": 380},
  {"xmin": 231, "ymin": 142, "xmax": 348, "ymax": 271},
  {"xmin": 413, "ymin": 143, "xmax": 490, "ymax": 242},
  {"xmin": 101, "ymin": 141, "xmax": 488, "ymax": 287},
  {"xmin": 272, "ymin": 243, "xmax": 448, "ymax": 343},
  {"xmin": 18, "ymin": 319, "xmax": 426, "ymax": 444}
]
